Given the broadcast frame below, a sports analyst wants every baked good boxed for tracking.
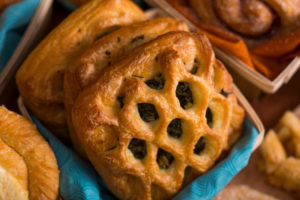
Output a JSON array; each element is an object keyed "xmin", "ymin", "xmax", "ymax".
[
  {"xmin": 260, "ymin": 111, "xmax": 300, "ymax": 195},
  {"xmin": 0, "ymin": 106, "xmax": 59, "ymax": 200},
  {"xmin": 0, "ymin": 0, "xmax": 21, "ymax": 12},
  {"xmin": 188, "ymin": 0, "xmax": 300, "ymax": 47},
  {"xmin": 16, "ymin": 0, "xmax": 146, "ymax": 140},
  {"xmin": 64, "ymin": 17, "xmax": 189, "ymax": 155},
  {"xmin": 214, "ymin": 185, "xmax": 278, "ymax": 200},
  {"xmin": 71, "ymin": 31, "xmax": 244, "ymax": 199}
]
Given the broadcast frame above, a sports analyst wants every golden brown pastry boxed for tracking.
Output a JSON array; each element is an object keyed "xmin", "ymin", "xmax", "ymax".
[
  {"xmin": 16, "ymin": 0, "xmax": 146, "ymax": 140},
  {"xmin": 0, "ymin": 106, "xmax": 59, "ymax": 200},
  {"xmin": 0, "ymin": 0, "xmax": 21, "ymax": 12},
  {"xmin": 189, "ymin": 0, "xmax": 300, "ymax": 46},
  {"xmin": 214, "ymin": 185, "xmax": 278, "ymax": 200},
  {"xmin": 260, "ymin": 111, "xmax": 300, "ymax": 195},
  {"xmin": 71, "ymin": 31, "xmax": 244, "ymax": 199},
  {"xmin": 64, "ymin": 17, "xmax": 189, "ymax": 155}
]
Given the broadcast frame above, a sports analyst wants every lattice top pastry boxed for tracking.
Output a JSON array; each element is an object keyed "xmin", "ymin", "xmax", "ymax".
[
  {"xmin": 72, "ymin": 31, "xmax": 244, "ymax": 199},
  {"xmin": 64, "ymin": 17, "xmax": 188, "ymax": 155}
]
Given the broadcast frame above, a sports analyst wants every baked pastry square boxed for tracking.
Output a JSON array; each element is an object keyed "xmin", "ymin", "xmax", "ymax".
[
  {"xmin": 16, "ymin": 0, "xmax": 146, "ymax": 140},
  {"xmin": 64, "ymin": 17, "xmax": 188, "ymax": 155},
  {"xmin": 72, "ymin": 31, "xmax": 244, "ymax": 199},
  {"xmin": 0, "ymin": 106, "xmax": 59, "ymax": 200}
]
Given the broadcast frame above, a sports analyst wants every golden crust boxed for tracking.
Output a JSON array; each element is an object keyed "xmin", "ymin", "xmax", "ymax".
[
  {"xmin": 71, "ymin": 31, "xmax": 244, "ymax": 199},
  {"xmin": 0, "ymin": 106, "xmax": 59, "ymax": 200},
  {"xmin": 260, "ymin": 112, "xmax": 300, "ymax": 194},
  {"xmin": 16, "ymin": 0, "xmax": 146, "ymax": 140},
  {"xmin": 214, "ymin": 185, "xmax": 278, "ymax": 200},
  {"xmin": 64, "ymin": 17, "xmax": 189, "ymax": 155}
]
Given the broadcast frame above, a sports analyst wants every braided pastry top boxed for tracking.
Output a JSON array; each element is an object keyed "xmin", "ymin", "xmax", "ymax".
[
  {"xmin": 72, "ymin": 31, "xmax": 244, "ymax": 199},
  {"xmin": 189, "ymin": 0, "xmax": 300, "ymax": 40},
  {"xmin": 0, "ymin": 106, "xmax": 59, "ymax": 200}
]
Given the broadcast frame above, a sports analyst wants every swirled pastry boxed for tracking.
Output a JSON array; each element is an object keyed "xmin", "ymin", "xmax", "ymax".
[
  {"xmin": 71, "ymin": 31, "xmax": 244, "ymax": 199},
  {"xmin": 0, "ymin": 106, "xmax": 59, "ymax": 200},
  {"xmin": 260, "ymin": 112, "xmax": 300, "ymax": 195},
  {"xmin": 16, "ymin": 0, "xmax": 146, "ymax": 140},
  {"xmin": 189, "ymin": 0, "xmax": 300, "ymax": 46},
  {"xmin": 64, "ymin": 17, "xmax": 189, "ymax": 154}
]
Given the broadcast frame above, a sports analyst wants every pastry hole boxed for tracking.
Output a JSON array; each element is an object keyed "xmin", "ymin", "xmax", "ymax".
[
  {"xmin": 193, "ymin": 136, "xmax": 206, "ymax": 155},
  {"xmin": 206, "ymin": 107, "xmax": 213, "ymax": 128},
  {"xmin": 128, "ymin": 138, "xmax": 147, "ymax": 159},
  {"xmin": 167, "ymin": 118, "xmax": 182, "ymax": 138},
  {"xmin": 176, "ymin": 82, "xmax": 193, "ymax": 109},
  {"xmin": 117, "ymin": 96, "xmax": 124, "ymax": 108},
  {"xmin": 190, "ymin": 59, "xmax": 200, "ymax": 74},
  {"xmin": 131, "ymin": 35, "xmax": 145, "ymax": 43},
  {"xmin": 221, "ymin": 89, "xmax": 229, "ymax": 97},
  {"xmin": 138, "ymin": 103, "xmax": 159, "ymax": 122},
  {"xmin": 145, "ymin": 73, "xmax": 165, "ymax": 90},
  {"xmin": 157, "ymin": 149, "xmax": 174, "ymax": 169}
]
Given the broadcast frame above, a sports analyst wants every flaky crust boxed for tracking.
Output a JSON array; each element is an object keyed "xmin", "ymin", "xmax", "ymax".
[
  {"xmin": 64, "ymin": 17, "xmax": 188, "ymax": 155},
  {"xmin": 0, "ymin": 106, "xmax": 59, "ymax": 200},
  {"xmin": 16, "ymin": 0, "xmax": 146, "ymax": 140},
  {"xmin": 72, "ymin": 31, "xmax": 244, "ymax": 199}
]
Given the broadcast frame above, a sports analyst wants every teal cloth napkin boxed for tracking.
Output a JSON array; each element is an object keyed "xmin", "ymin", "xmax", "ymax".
[
  {"xmin": 32, "ymin": 115, "xmax": 258, "ymax": 200},
  {"xmin": 0, "ymin": 0, "xmax": 40, "ymax": 71}
]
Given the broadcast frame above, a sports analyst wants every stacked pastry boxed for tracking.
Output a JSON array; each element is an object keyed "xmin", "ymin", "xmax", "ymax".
[
  {"xmin": 16, "ymin": 0, "xmax": 245, "ymax": 199},
  {"xmin": 0, "ymin": 106, "xmax": 59, "ymax": 200},
  {"xmin": 260, "ymin": 111, "xmax": 300, "ymax": 197}
]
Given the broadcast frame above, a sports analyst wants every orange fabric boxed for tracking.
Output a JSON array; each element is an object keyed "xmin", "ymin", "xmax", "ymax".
[{"xmin": 166, "ymin": 0, "xmax": 300, "ymax": 80}]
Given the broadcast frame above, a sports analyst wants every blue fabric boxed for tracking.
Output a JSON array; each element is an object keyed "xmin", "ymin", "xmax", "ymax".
[
  {"xmin": 32, "ymin": 115, "xmax": 258, "ymax": 200},
  {"xmin": 0, "ymin": 0, "xmax": 40, "ymax": 71}
]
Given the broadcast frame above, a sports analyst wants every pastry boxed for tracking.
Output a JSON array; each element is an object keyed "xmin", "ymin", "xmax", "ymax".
[
  {"xmin": 214, "ymin": 185, "xmax": 278, "ymax": 200},
  {"xmin": 0, "ymin": 106, "xmax": 59, "ymax": 200},
  {"xmin": 71, "ymin": 31, "xmax": 244, "ymax": 199},
  {"xmin": 64, "ymin": 17, "xmax": 189, "ymax": 155},
  {"xmin": 260, "ymin": 111, "xmax": 300, "ymax": 195},
  {"xmin": 188, "ymin": 0, "xmax": 300, "ymax": 47},
  {"xmin": 0, "ymin": 0, "xmax": 21, "ymax": 12},
  {"xmin": 16, "ymin": 0, "xmax": 146, "ymax": 140}
]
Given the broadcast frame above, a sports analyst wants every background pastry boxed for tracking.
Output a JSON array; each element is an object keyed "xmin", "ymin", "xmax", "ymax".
[
  {"xmin": 64, "ymin": 17, "xmax": 189, "ymax": 155},
  {"xmin": 214, "ymin": 185, "xmax": 278, "ymax": 200},
  {"xmin": 260, "ymin": 111, "xmax": 300, "ymax": 196},
  {"xmin": 16, "ymin": 0, "xmax": 146, "ymax": 140},
  {"xmin": 0, "ymin": 106, "xmax": 59, "ymax": 200},
  {"xmin": 189, "ymin": 0, "xmax": 300, "ymax": 48},
  {"xmin": 71, "ymin": 31, "xmax": 244, "ymax": 199}
]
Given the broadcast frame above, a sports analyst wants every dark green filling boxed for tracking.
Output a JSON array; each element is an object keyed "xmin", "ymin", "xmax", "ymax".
[
  {"xmin": 145, "ymin": 74, "xmax": 165, "ymax": 90},
  {"xmin": 176, "ymin": 82, "xmax": 193, "ymax": 109},
  {"xmin": 190, "ymin": 66, "xmax": 198, "ymax": 74},
  {"xmin": 128, "ymin": 138, "xmax": 147, "ymax": 159},
  {"xmin": 131, "ymin": 35, "xmax": 144, "ymax": 43},
  {"xmin": 167, "ymin": 118, "xmax": 182, "ymax": 138},
  {"xmin": 193, "ymin": 137, "xmax": 206, "ymax": 154},
  {"xmin": 157, "ymin": 149, "xmax": 174, "ymax": 169},
  {"xmin": 117, "ymin": 96, "xmax": 124, "ymax": 108},
  {"xmin": 206, "ymin": 107, "xmax": 213, "ymax": 128},
  {"xmin": 221, "ymin": 89, "xmax": 229, "ymax": 98},
  {"xmin": 138, "ymin": 103, "xmax": 159, "ymax": 122}
]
